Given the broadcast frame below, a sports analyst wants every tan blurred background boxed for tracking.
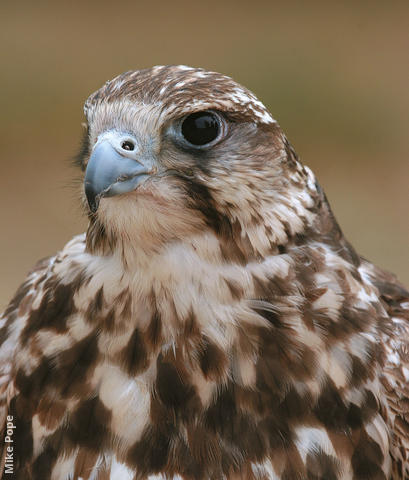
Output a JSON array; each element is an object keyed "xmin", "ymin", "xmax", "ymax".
[{"xmin": 0, "ymin": 1, "xmax": 408, "ymax": 309}]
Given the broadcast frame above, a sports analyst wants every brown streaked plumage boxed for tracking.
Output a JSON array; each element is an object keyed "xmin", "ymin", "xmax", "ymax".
[{"xmin": 1, "ymin": 65, "xmax": 408, "ymax": 479}]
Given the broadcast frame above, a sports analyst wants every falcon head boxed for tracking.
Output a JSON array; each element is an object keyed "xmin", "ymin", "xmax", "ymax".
[{"xmin": 78, "ymin": 66, "xmax": 320, "ymax": 261}]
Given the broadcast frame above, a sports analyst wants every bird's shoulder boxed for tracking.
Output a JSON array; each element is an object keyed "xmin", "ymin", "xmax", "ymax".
[
  {"xmin": 0, "ymin": 237, "xmax": 86, "ymax": 438},
  {"xmin": 359, "ymin": 259, "xmax": 409, "ymax": 476},
  {"xmin": 0, "ymin": 254, "xmax": 56, "ymax": 476},
  {"xmin": 0, "ymin": 252, "xmax": 57, "ymax": 391},
  {"xmin": 0, "ymin": 233, "xmax": 90, "ymax": 376}
]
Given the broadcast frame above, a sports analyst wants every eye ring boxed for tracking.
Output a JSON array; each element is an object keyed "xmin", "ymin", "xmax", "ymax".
[{"xmin": 179, "ymin": 111, "xmax": 226, "ymax": 148}]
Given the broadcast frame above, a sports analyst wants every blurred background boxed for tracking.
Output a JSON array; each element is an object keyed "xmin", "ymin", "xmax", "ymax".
[{"xmin": 0, "ymin": 1, "xmax": 408, "ymax": 308}]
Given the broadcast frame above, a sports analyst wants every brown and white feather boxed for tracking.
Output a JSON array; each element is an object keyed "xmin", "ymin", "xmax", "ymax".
[{"xmin": 1, "ymin": 65, "xmax": 408, "ymax": 479}]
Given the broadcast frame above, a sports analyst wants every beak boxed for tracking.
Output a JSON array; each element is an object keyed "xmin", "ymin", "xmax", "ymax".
[{"xmin": 84, "ymin": 132, "xmax": 153, "ymax": 213}]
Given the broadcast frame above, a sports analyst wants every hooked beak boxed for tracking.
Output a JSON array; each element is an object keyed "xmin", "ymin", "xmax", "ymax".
[{"xmin": 84, "ymin": 132, "xmax": 153, "ymax": 213}]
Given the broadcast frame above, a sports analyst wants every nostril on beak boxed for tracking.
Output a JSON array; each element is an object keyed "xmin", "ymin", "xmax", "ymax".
[{"xmin": 121, "ymin": 140, "xmax": 135, "ymax": 151}]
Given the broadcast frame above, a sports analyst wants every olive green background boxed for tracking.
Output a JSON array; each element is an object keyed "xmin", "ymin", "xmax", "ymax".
[{"xmin": 1, "ymin": 1, "xmax": 408, "ymax": 309}]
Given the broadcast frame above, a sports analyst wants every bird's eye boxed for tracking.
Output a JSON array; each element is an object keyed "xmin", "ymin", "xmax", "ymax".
[
  {"xmin": 181, "ymin": 111, "xmax": 223, "ymax": 147},
  {"xmin": 121, "ymin": 140, "xmax": 135, "ymax": 151}
]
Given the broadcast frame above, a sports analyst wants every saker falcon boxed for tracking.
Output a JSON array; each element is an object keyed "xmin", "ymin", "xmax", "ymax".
[{"xmin": 0, "ymin": 65, "xmax": 408, "ymax": 480}]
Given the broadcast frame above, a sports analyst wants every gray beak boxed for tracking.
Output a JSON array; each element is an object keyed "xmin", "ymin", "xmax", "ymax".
[{"xmin": 84, "ymin": 132, "xmax": 152, "ymax": 213}]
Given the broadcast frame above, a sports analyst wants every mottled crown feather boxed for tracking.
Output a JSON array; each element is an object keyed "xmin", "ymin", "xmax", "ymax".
[{"xmin": 84, "ymin": 65, "xmax": 276, "ymax": 125}]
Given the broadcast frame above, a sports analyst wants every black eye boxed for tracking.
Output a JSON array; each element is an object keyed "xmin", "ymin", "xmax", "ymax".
[
  {"xmin": 121, "ymin": 140, "xmax": 135, "ymax": 151},
  {"xmin": 181, "ymin": 112, "xmax": 221, "ymax": 146}
]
